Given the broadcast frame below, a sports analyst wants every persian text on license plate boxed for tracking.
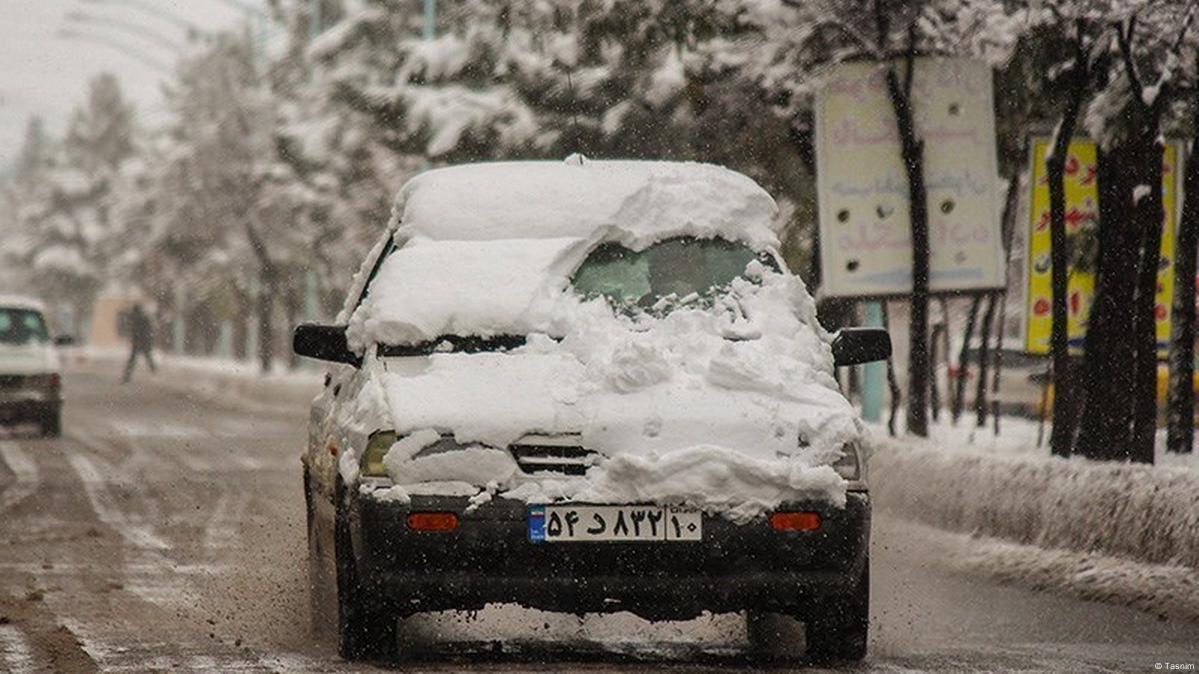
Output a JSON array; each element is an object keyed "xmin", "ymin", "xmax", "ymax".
[{"xmin": 527, "ymin": 505, "xmax": 702, "ymax": 543}]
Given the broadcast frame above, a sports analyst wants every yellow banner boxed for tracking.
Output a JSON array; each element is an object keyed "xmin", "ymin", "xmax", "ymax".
[{"xmin": 1024, "ymin": 138, "xmax": 1181, "ymax": 356}]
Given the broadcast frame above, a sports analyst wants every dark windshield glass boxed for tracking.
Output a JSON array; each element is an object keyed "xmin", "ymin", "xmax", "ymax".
[
  {"xmin": 0, "ymin": 308, "xmax": 49, "ymax": 345},
  {"xmin": 571, "ymin": 237, "xmax": 777, "ymax": 313},
  {"xmin": 378, "ymin": 334, "xmax": 528, "ymax": 357}
]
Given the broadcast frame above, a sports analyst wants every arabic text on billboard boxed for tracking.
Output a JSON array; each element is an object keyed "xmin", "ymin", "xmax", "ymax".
[{"xmin": 815, "ymin": 58, "xmax": 1005, "ymax": 297}]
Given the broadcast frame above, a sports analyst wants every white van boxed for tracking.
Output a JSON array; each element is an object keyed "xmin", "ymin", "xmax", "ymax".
[{"xmin": 0, "ymin": 296, "xmax": 70, "ymax": 437}]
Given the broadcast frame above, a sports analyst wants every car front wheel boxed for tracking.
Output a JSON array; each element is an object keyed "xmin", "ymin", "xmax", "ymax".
[{"xmin": 334, "ymin": 480, "xmax": 396, "ymax": 661}]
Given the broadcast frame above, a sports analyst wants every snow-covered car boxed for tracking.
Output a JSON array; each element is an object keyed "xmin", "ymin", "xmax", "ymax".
[
  {"xmin": 295, "ymin": 159, "xmax": 890, "ymax": 662},
  {"xmin": 0, "ymin": 295, "xmax": 71, "ymax": 437}
]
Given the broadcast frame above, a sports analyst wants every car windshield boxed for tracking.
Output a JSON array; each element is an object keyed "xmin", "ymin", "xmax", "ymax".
[
  {"xmin": 571, "ymin": 236, "xmax": 777, "ymax": 314},
  {"xmin": 0, "ymin": 308, "xmax": 49, "ymax": 345}
]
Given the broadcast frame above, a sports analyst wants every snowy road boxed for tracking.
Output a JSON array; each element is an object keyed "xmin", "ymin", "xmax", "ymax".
[{"xmin": 0, "ymin": 366, "xmax": 1195, "ymax": 673}]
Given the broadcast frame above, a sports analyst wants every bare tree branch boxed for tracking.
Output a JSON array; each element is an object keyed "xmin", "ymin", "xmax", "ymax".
[
  {"xmin": 873, "ymin": 0, "xmax": 891, "ymax": 52},
  {"xmin": 1116, "ymin": 15, "xmax": 1145, "ymax": 106},
  {"xmin": 903, "ymin": 20, "xmax": 917, "ymax": 100}
]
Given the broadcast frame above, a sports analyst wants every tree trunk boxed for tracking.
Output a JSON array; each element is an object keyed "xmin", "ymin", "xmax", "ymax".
[
  {"xmin": 284, "ymin": 287, "xmax": 301, "ymax": 370},
  {"xmin": 1130, "ymin": 139, "xmax": 1165, "ymax": 464},
  {"xmin": 952, "ymin": 294, "xmax": 981, "ymax": 423},
  {"xmin": 1076, "ymin": 147, "xmax": 1139, "ymax": 460},
  {"xmin": 882, "ymin": 302, "xmax": 902, "ymax": 437},
  {"xmin": 935, "ymin": 298, "xmax": 952, "ymax": 422},
  {"xmin": 975, "ymin": 292, "xmax": 997, "ymax": 427},
  {"xmin": 929, "ymin": 323, "xmax": 943, "ymax": 422},
  {"xmin": 257, "ymin": 271, "xmax": 275, "ymax": 374},
  {"xmin": 1045, "ymin": 126, "xmax": 1080, "ymax": 457},
  {"xmin": 884, "ymin": 63, "xmax": 931, "ymax": 437},
  {"xmin": 1168, "ymin": 125, "xmax": 1199, "ymax": 454},
  {"xmin": 244, "ymin": 217, "xmax": 277, "ymax": 375},
  {"xmin": 1043, "ymin": 39, "xmax": 1093, "ymax": 457}
]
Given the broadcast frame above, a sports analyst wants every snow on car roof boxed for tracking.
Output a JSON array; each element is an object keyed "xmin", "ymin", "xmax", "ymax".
[
  {"xmin": 0, "ymin": 295, "xmax": 47, "ymax": 312},
  {"xmin": 389, "ymin": 157, "xmax": 781, "ymax": 249}
]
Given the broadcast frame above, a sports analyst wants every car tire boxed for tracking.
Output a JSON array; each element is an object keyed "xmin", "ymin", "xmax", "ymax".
[
  {"xmin": 334, "ymin": 479, "xmax": 396, "ymax": 661},
  {"xmin": 804, "ymin": 559, "xmax": 869, "ymax": 663},
  {"xmin": 304, "ymin": 468, "xmax": 332, "ymax": 639},
  {"xmin": 40, "ymin": 412, "xmax": 61, "ymax": 438},
  {"xmin": 745, "ymin": 610, "xmax": 803, "ymax": 661}
]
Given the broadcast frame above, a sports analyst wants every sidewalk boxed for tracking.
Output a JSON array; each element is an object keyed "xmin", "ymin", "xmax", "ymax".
[{"xmin": 71, "ymin": 348, "xmax": 323, "ymax": 415}]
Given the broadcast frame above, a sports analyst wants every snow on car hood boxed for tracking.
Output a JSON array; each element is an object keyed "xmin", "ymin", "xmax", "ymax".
[{"xmin": 352, "ymin": 268, "xmax": 863, "ymax": 521}]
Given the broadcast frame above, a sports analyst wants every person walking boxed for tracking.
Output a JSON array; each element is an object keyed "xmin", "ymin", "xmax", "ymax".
[{"xmin": 122, "ymin": 303, "xmax": 156, "ymax": 383}]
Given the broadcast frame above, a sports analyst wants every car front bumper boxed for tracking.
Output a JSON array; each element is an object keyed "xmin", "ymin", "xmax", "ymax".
[
  {"xmin": 349, "ymin": 490, "xmax": 870, "ymax": 620},
  {"xmin": 0, "ymin": 396, "xmax": 59, "ymax": 424}
]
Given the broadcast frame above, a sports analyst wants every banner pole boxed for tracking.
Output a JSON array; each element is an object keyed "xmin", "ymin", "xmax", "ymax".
[{"xmin": 861, "ymin": 301, "xmax": 886, "ymax": 422}]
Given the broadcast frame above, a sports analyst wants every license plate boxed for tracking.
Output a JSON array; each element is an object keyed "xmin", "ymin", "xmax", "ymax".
[{"xmin": 527, "ymin": 505, "xmax": 702, "ymax": 543}]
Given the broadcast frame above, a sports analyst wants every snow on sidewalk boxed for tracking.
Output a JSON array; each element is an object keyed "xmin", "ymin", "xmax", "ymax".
[{"xmin": 867, "ymin": 416, "xmax": 1199, "ymax": 570}]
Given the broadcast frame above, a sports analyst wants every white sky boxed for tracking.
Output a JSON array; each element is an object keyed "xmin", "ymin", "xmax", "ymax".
[{"xmin": 0, "ymin": 0, "xmax": 269, "ymax": 170}]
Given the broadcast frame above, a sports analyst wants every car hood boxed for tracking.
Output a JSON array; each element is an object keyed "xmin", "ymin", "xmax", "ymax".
[
  {"xmin": 0, "ymin": 341, "xmax": 58, "ymax": 375},
  {"xmin": 372, "ymin": 350, "xmax": 858, "ymax": 461},
  {"xmin": 347, "ymin": 272, "xmax": 862, "ymax": 519}
]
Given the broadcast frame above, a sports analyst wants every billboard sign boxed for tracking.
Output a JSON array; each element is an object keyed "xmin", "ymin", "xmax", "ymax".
[
  {"xmin": 815, "ymin": 58, "xmax": 1005, "ymax": 297},
  {"xmin": 1023, "ymin": 137, "xmax": 1182, "ymax": 356}
]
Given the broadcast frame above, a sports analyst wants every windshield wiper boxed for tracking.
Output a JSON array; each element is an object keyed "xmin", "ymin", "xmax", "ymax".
[{"xmin": 378, "ymin": 334, "xmax": 528, "ymax": 357}]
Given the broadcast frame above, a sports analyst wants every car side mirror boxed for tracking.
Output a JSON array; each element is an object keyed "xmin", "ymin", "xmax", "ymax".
[
  {"xmin": 53, "ymin": 335, "xmax": 75, "ymax": 347},
  {"xmin": 293, "ymin": 324, "xmax": 361, "ymax": 366},
  {"xmin": 832, "ymin": 328, "xmax": 891, "ymax": 366}
]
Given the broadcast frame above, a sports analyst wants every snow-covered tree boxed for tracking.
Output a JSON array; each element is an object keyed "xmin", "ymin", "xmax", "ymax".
[
  {"xmin": 134, "ymin": 36, "xmax": 313, "ymax": 370},
  {"xmin": 7, "ymin": 75, "xmax": 138, "ymax": 333},
  {"xmin": 293, "ymin": 0, "xmax": 825, "ymax": 275},
  {"xmin": 1073, "ymin": 2, "xmax": 1199, "ymax": 463}
]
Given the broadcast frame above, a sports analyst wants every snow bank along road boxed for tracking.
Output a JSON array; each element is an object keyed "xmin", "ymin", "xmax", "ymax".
[
  {"xmin": 871, "ymin": 436, "xmax": 1199, "ymax": 623},
  {"xmin": 0, "ymin": 366, "xmax": 1196, "ymax": 672}
]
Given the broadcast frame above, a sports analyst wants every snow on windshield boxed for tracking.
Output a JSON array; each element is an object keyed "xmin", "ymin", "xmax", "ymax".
[{"xmin": 345, "ymin": 237, "xmax": 578, "ymax": 350}]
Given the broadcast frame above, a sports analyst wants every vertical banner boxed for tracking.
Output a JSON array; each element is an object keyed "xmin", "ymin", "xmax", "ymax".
[
  {"xmin": 815, "ymin": 58, "xmax": 1005, "ymax": 297},
  {"xmin": 1023, "ymin": 138, "xmax": 1182, "ymax": 355}
]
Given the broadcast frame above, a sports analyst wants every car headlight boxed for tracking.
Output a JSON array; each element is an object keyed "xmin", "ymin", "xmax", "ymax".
[
  {"xmin": 832, "ymin": 442, "xmax": 861, "ymax": 481},
  {"xmin": 360, "ymin": 430, "xmax": 476, "ymax": 478},
  {"xmin": 361, "ymin": 431, "xmax": 397, "ymax": 478}
]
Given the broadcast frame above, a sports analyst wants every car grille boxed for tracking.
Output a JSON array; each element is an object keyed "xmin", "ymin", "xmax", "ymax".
[
  {"xmin": 509, "ymin": 434, "xmax": 597, "ymax": 476},
  {"xmin": 0, "ymin": 375, "xmax": 27, "ymax": 390}
]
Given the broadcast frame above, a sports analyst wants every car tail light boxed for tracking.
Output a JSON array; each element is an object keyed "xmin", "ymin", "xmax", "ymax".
[
  {"xmin": 407, "ymin": 512, "xmax": 458, "ymax": 532},
  {"xmin": 770, "ymin": 512, "xmax": 821, "ymax": 532},
  {"xmin": 25, "ymin": 374, "xmax": 59, "ymax": 391}
]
